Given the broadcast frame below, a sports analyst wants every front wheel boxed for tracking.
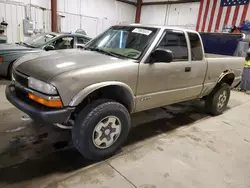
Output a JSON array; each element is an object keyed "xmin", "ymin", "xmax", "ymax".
[
  {"xmin": 205, "ymin": 83, "xmax": 230, "ymax": 116},
  {"xmin": 72, "ymin": 99, "xmax": 131, "ymax": 160}
]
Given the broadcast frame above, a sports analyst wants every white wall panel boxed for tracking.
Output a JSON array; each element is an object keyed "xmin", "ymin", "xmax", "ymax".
[
  {"xmin": 1, "ymin": 0, "xmax": 136, "ymax": 42},
  {"xmin": 0, "ymin": 0, "xmax": 51, "ymax": 43},
  {"xmin": 57, "ymin": 0, "xmax": 65, "ymax": 12},
  {"xmin": 11, "ymin": 4, "xmax": 18, "ymax": 41},
  {"xmin": 81, "ymin": 16, "xmax": 98, "ymax": 37},
  {"xmin": 58, "ymin": 0, "xmax": 136, "ymax": 37},
  {"xmin": 64, "ymin": 0, "xmax": 80, "ymax": 14},
  {"xmin": 116, "ymin": 2, "xmax": 135, "ymax": 24},
  {"xmin": 166, "ymin": 3, "xmax": 199, "ymax": 30},
  {"xmin": 141, "ymin": 5, "xmax": 167, "ymax": 25},
  {"xmin": 59, "ymin": 13, "xmax": 81, "ymax": 33},
  {"xmin": 8, "ymin": 0, "xmax": 50, "ymax": 9},
  {"xmin": 30, "ymin": 0, "xmax": 50, "ymax": 9},
  {"xmin": 0, "ymin": 3, "xmax": 4, "ymax": 19},
  {"xmin": 5, "ymin": 3, "xmax": 13, "ymax": 43},
  {"xmin": 141, "ymin": 2, "xmax": 199, "ymax": 30},
  {"xmin": 44, "ymin": 10, "xmax": 51, "ymax": 33}
]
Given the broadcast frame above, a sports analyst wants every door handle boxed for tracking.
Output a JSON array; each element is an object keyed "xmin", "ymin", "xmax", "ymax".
[{"xmin": 185, "ymin": 67, "xmax": 191, "ymax": 72}]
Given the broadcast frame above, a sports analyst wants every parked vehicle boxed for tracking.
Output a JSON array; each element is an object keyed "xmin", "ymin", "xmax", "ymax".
[
  {"xmin": 0, "ymin": 32, "xmax": 91, "ymax": 78},
  {"xmin": 6, "ymin": 24, "xmax": 243, "ymax": 160}
]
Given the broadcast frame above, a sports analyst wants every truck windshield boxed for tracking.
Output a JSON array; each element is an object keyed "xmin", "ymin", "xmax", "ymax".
[
  {"xmin": 23, "ymin": 33, "xmax": 56, "ymax": 48},
  {"xmin": 84, "ymin": 26, "xmax": 158, "ymax": 60}
]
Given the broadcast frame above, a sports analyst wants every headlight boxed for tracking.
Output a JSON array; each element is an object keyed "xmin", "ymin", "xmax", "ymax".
[{"xmin": 28, "ymin": 77, "xmax": 58, "ymax": 95}]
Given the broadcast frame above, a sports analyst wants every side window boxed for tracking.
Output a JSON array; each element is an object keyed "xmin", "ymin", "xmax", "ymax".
[
  {"xmin": 77, "ymin": 37, "xmax": 89, "ymax": 45},
  {"xmin": 158, "ymin": 30, "xmax": 188, "ymax": 61},
  {"xmin": 51, "ymin": 37, "xmax": 74, "ymax": 50},
  {"xmin": 188, "ymin": 32, "xmax": 203, "ymax": 61}
]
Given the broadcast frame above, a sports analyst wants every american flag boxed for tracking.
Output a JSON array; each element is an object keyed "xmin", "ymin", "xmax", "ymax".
[{"xmin": 196, "ymin": 0, "xmax": 250, "ymax": 32}]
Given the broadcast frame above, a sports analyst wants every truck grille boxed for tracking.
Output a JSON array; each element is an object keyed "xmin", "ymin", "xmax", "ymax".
[{"xmin": 13, "ymin": 69, "xmax": 28, "ymax": 87}]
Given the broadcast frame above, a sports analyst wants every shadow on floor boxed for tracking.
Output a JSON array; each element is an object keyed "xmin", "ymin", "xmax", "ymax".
[
  {"xmin": 0, "ymin": 101, "xmax": 212, "ymax": 185},
  {"xmin": 0, "ymin": 78, "xmax": 10, "ymax": 85}
]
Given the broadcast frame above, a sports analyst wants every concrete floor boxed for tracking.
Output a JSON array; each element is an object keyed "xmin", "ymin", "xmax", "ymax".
[{"xmin": 0, "ymin": 79, "xmax": 250, "ymax": 188}]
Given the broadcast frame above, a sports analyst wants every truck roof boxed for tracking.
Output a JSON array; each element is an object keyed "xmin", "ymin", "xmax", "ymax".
[{"xmin": 123, "ymin": 23, "xmax": 199, "ymax": 34}]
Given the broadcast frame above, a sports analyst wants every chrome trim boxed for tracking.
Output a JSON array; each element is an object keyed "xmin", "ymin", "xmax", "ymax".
[{"xmin": 14, "ymin": 81, "xmax": 60, "ymax": 100}]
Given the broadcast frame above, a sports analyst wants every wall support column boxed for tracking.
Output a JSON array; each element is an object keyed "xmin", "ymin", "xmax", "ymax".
[
  {"xmin": 135, "ymin": 0, "xmax": 142, "ymax": 23},
  {"xmin": 51, "ymin": 0, "xmax": 57, "ymax": 32}
]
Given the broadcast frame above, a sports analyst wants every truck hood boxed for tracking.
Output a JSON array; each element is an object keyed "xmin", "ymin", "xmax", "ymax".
[
  {"xmin": 0, "ymin": 43, "xmax": 39, "ymax": 55},
  {"xmin": 14, "ymin": 49, "xmax": 129, "ymax": 82}
]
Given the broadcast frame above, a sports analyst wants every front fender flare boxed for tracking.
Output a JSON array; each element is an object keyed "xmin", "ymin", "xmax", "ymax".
[{"xmin": 69, "ymin": 81, "xmax": 135, "ymax": 110}]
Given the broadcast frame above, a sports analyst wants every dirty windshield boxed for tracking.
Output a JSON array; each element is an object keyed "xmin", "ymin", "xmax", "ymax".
[
  {"xmin": 85, "ymin": 26, "xmax": 158, "ymax": 59},
  {"xmin": 23, "ymin": 33, "xmax": 56, "ymax": 48}
]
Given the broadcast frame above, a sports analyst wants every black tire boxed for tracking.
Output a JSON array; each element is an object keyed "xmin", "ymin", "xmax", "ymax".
[
  {"xmin": 72, "ymin": 99, "xmax": 131, "ymax": 160},
  {"xmin": 205, "ymin": 83, "xmax": 230, "ymax": 116}
]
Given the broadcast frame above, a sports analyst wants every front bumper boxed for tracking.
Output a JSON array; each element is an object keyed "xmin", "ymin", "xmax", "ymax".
[{"xmin": 5, "ymin": 84, "xmax": 75, "ymax": 124}]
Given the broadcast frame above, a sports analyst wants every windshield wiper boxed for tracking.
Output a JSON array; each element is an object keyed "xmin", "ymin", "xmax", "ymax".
[{"xmin": 85, "ymin": 47, "xmax": 122, "ymax": 59}]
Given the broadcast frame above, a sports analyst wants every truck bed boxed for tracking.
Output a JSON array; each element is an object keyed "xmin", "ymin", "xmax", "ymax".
[{"xmin": 205, "ymin": 53, "xmax": 234, "ymax": 58}]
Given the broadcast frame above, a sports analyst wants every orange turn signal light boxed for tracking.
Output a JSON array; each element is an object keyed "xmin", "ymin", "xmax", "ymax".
[
  {"xmin": 0, "ymin": 57, "xmax": 3, "ymax": 62},
  {"xmin": 28, "ymin": 93, "xmax": 63, "ymax": 108}
]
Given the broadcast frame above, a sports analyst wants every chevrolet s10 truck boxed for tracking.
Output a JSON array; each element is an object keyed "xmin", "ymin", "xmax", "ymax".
[{"xmin": 6, "ymin": 24, "xmax": 243, "ymax": 160}]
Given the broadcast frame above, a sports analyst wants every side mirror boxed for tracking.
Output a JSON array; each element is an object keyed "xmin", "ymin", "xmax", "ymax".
[
  {"xmin": 151, "ymin": 48, "xmax": 174, "ymax": 63},
  {"xmin": 44, "ymin": 45, "xmax": 55, "ymax": 51}
]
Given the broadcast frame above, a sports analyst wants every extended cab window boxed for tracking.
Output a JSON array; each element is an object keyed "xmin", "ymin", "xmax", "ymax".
[
  {"xmin": 158, "ymin": 30, "xmax": 188, "ymax": 61},
  {"xmin": 188, "ymin": 32, "xmax": 203, "ymax": 61}
]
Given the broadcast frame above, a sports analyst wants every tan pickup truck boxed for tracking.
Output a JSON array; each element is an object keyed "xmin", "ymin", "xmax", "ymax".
[{"xmin": 6, "ymin": 24, "xmax": 243, "ymax": 160}]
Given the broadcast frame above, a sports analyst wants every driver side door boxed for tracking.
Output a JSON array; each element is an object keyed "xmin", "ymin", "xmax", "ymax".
[{"xmin": 136, "ymin": 29, "xmax": 191, "ymax": 112}]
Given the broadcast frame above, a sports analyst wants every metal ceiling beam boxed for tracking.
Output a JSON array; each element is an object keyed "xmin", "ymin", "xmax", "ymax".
[
  {"xmin": 142, "ymin": 0, "xmax": 200, "ymax": 6},
  {"xmin": 51, "ymin": 0, "xmax": 57, "ymax": 32},
  {"xmin": 116, "ymin": 0, "xmax": 137, "ymax": 6},
  {"xmin": 135, "ymin": 0, "xmax": 142, "ymax": 23}
]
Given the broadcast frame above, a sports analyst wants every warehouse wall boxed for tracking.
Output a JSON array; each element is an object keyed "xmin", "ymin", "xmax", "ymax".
[
  {"xmin": 58, "ymin": 0, "xmax": 136, "ymax": 38},
  {"xmin": 0, "ymin": 0, "xmax": 136, "ymax": 43},
  {"xmin": 140, "ymin": 2, "xmax": 200, "ymax": 30},
  {"xmin": 0, "ymin": 0, "xmax": 51, "ymax": 43}
]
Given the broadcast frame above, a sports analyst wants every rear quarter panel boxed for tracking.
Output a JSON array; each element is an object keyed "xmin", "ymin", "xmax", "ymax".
[{"xmin": 201, "ymin": 55, "xmax": 244, "ymax": 96}]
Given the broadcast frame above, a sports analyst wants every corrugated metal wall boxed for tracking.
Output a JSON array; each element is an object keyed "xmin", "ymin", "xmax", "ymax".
[
  {"xmin": 57, "ymin": 0, "xmax": 136, "ymax": 38},
  {"xmin": 0, "ymin": 0, "xmax": 51, "ymax": 43},
  {"xmin": 0, "ymin": 0, "xmax": 136, "ymax": 42},
  {"xmin": 141, "ymin": 2, "xmax": 200, "ymax": 30}
]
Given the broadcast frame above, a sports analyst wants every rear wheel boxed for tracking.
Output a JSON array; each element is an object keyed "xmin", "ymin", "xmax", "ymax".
[
  {"xmin": 205, "ymin": 83, "xmax": 230, "ymax": 116},
  {"xmin": 72, "ymin": 99, "xmax": 130, "ymax": 160}
]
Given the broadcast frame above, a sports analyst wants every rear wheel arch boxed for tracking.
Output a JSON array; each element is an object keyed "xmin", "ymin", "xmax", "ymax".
[
  {"xmin": 203, "ymin": 70, "xmax": 235, "ymax": 99},
  {"xmin": 70, "ymin": 82, "xmax": 135, "ymax": 113}
]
